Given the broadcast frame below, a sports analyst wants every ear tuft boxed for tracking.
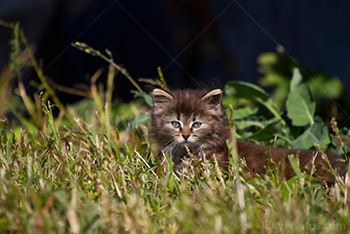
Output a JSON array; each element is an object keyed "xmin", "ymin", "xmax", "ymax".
[
  {"xmin": 201, "ymin": 89, "xmax": 222, "ymax": 106},
  {"xmin": 151, "ymin": 88, "xmax": 173, "ymax": 107}
]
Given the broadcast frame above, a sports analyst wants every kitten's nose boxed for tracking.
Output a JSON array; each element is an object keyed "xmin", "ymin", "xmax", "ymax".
[{"xmin": 182, "ymin": 135, "xmax": 190, "ymax": 140}]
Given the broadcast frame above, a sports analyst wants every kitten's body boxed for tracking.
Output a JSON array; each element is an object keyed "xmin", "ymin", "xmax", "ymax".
[
  {"xmin": 237, "ymin": 140, "xmax": 347, "ymax": 183},
  {"xmin": 151, "ymin": 88, "xmax": 347, "ymax": 183}
]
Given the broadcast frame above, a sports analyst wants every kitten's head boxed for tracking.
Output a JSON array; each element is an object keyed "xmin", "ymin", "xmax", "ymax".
[{"xmin": 150, "ymin": 88, "xmax": 228, "ymax": 154}]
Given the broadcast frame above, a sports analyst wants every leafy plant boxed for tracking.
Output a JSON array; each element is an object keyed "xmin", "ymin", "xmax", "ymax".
[
  {"xmin": 225, "ymin": 67, "xmax": 348, "ymax": 152},
  {"xmin": 257, "ymin": 48, "xmax": 349, "ymax": 126}
]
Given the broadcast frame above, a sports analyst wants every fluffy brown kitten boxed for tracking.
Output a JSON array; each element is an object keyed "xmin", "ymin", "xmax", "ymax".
[
  {"xmin": 151, "ymin": 88, "xmax": 229, "ymax": 171},
  {"xmin": 150, "ymin": 88, "xmax": 348, "ymax": 183}
]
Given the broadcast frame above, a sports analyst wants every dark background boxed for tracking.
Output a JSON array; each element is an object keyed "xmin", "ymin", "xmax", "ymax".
[{"xmin": 1, "ymin": 0, "xmax": 350, "ymax": 102}]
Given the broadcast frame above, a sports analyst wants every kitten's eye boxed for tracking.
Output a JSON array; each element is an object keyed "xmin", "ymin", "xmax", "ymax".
[
  {"xmin": 171, "ymin": 121, "xmax": 181, "ymax": 128},
  {"xmin": 192, "ymin": 122, "xmax": 202, "ymax": 128}
]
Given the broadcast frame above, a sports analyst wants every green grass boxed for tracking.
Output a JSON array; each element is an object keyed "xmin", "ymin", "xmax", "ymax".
[
  {"xmin": 0, "ymin": 106, "xmax": 349, "ymax": 233},
  {"xmin": 1, "ymin": 22, "xmax": 350, "ymax": 233}
]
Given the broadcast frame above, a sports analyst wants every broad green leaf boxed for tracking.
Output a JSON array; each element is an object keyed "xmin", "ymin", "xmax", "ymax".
[
  {"xmin": 225, "ymin": 81, "xmax": 270, "ymax": 100},
  {"xmin": 131, "ymin": 113, "xmax": 150, "ymax": 129},
  {"xmin": 286, "ymin": 84, "xmax": 315, "ymax": 126},
  {"xmin": 292, "ymin": 116, "xmax": 330, "ymax": 150},
  {"xmin": 225, "ymin": 81, "xmax": 285, "ymax": 125},
  {"xmin": 232, "ymin": 106, "xmax": 258, "ymax": 120},
  {"xmin": 247, "ymin": 122, "xmax": 280, "ymax": 141},
  {"xmin": 135, "ymin": 92, "xmax": 153, "ymax": 107}
]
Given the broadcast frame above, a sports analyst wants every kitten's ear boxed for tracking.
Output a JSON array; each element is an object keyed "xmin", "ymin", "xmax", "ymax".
[
  {"xmin": 152, "ymin": 88, "xmax": 173, "ymax": 107},
  {"xmin": 201, "ymin": 89, "xmax": 222, "ymax": 106}
]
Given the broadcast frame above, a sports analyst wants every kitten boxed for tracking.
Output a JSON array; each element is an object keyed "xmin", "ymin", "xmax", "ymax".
[
  {"xmin": 151, "ymin": 88, "xmax": 229, "ymax": 171},
  {"xmin": 150, "ymin": 88, "xmax": 348, "ymax": 183}
]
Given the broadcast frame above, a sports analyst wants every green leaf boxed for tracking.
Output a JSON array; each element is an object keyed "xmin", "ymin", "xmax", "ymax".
[
  {"xmin": 235, "ymin": 119, "xmax": 265, "ymax": 130},
  {"xmin": 288, "ymin": 155, "xmax": 303, "ymax": 179},
  {"xmin": 247, "ymin": 122, "xmax": 280, "ymax": 141},
  {"xmin": 292, "ymin": 116, "xmax": 330, "ymax": 150},
  {"xmin": 225, "ymin": 81, "xmax": 270, "ymax": 101},
  {"xmin": 290, "ymin": 68, "xmax": 302, "ymax": 92},
  {"xmin": 131, "ymin": 113, "xmax": 150, "ymax": 129},
  {"xmin": 135, "ymin": 92, "xmax": 153, "ymax": 107},
  {"xmin": 225, "ymin": 81, "xmax": 285, "ymax": 125},
  {"xmin": 232, "ymin": 107, "xmax": 258, "ymax": 120},
  {"xmin": 286, "ymin": 84, "xmax": 315, "ymax": 126},
  {"xmin": 257, "ymin": 52, "xmax": 278, "ymax": 66},
  {"xmin": 168, "ymin": 172, "xmax": 175, "ymax": 192}
]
